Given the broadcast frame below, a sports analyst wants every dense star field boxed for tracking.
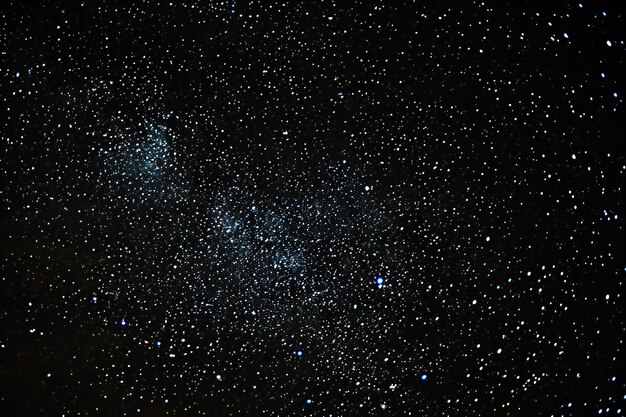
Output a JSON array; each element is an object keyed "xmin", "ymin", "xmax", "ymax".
[{"xmin": 1, "ymin": 1, "xmax": 624, "ymax": 416}]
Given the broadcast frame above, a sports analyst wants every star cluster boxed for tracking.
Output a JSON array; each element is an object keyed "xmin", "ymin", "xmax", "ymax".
[{"xmin": 1, "ymin": 1, "xmax": 624, "ymax": 416}]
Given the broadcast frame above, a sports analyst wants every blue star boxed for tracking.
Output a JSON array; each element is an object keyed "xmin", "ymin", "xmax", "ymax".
[
  {"xmin": 375, "ymin": 275, "xmax": 385, "ymax": 286},
  {"xmin": 420, "ymin": 373, "xmax": 428, "ymax": 381},
  {"xmin": 296, "ymin": 350, "xmax": 303, "ymax": 357}
]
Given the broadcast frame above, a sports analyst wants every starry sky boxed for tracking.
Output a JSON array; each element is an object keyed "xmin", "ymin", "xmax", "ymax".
[{"xmin": 1, "ymin": 1, "xmax": 624, "ymax": 416}]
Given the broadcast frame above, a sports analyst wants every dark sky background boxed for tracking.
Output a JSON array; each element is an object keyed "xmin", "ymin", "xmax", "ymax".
[{"xmin": 1, "ymin": 1, "xmax": 624, "ymax": 416}]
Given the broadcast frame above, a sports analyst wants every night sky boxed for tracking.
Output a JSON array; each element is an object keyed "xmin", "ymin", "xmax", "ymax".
[{"xmin": 1, "ymin": 1, "xmax": 625, "ymax": 416}]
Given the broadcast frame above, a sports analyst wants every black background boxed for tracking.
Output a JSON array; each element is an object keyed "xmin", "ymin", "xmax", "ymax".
[{"xmin": 1, "ymin": 1, "xmax": 624, "ymax": 416}]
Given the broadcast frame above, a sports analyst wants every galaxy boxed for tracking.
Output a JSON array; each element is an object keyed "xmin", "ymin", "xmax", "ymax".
[{"xmin": 1, "ymin": 1, "xmax": 624, "ymax": 416}]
